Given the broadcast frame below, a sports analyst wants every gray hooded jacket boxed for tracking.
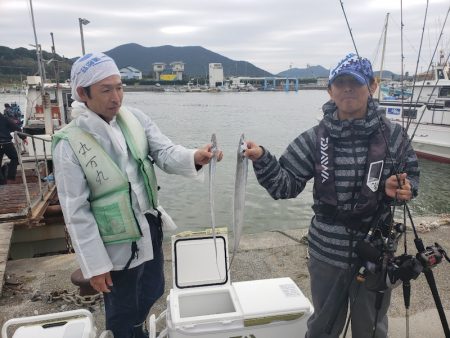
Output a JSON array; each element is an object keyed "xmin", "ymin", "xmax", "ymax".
[{"xmin": 253, "ymin": 100, "xmax": 420, "ymax": 268}]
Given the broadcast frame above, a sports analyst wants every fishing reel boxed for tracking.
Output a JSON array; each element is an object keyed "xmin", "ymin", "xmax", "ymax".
[
  {"xmin": 356, "ymin": 223, "xmax": 450, "ymax": 292},
  {"xmin": 356, "ymin": 247, "xmax": 423, "ymax": 292},
  {"xmin": 417, "ymin": 242, "xmax": 450, "ymax": 269},
  {"xmin": 355, "ymin": 222, "xmax": 421, "ymax": 291}
]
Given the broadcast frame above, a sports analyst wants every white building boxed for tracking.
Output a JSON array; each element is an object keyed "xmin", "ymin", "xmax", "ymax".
[
  {"xmin": 316, "ymin": 77, "xmax": 329, "ymax": 87},
  {"xmin": 170, "ymin": 62, "xmax": 185, "ymax": 81},
  {"xmin": 153, "ymin": 63, "xmax": 166, "ymax": 81},
  {"xmin": 119, "ymin": 66, "xmax": 142, "ymax": 80},
  {"xmin": 208, "ymin": 63, "xmax": 224, "ymax": 87}
]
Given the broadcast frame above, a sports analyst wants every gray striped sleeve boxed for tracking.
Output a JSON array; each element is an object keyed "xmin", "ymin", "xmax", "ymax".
[{"xmin": 252, "ymin": 128, "xmax": 316, "ymax": 200}]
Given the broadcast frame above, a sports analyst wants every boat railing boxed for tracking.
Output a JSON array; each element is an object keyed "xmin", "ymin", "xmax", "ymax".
[{"xmin": 13, "ymin": 131, "xmax": 54, "ymax": 216}]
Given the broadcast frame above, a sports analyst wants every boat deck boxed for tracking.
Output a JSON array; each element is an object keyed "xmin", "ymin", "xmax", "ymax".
[
  {"xmin": 0, "ymin": 222, "xmax": 14, "ymax": 294},
  {"xmin": 0, "ymin": 176, "xmax": 57, "ymax": 294},
  {"xmin": 0, "ymin": 181, "xmax": 56, "ymax": 221}
]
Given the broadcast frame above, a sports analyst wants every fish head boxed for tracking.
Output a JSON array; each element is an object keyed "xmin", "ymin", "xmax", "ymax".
[
  {"xmin": 238, "ymin": 133, "xmax": 247, "ymax": 157},
  {"xmin": 211, "ymin": 133, "xmax": 218, "ymax": 157}
]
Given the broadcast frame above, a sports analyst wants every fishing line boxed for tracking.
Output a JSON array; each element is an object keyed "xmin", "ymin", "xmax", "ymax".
[
  {"xmin": 337, "ymin": 0, "xmax": 402, "ymax": 183},
  {"xmin": 405, "ymin": 4, "xmax": 450, "ymax": 134},
  {"xmin": 337, "ymin": 1, "xmax": 406, "ymax": 257},
  {"xmin": 398, "ymin": 51, "xmax": 450, "ymax": 173},
  {"xmin": 408, "ymin": 52, "xmax": 450, "ymax": 138},
  {"xmin": 396, "ymin": 0, "xmax": 431, "ymax": 177},
  {"xmin": 389, "ymin": 16, "xmax": 429, "ymax": 64},
  {"xmin": 400, "ymin": 0, "xmax": 406, "ymax": 130},
  {"xmin": 383, "ymin": 3, "xmax": 450, "ymax": 189},
  {"xmin": 208, "ymin": 133, "xmax": 223, "ymax": 281},
  {"xmin": 336, "ymin": 1, "xmax": 416, "ymax": 335},
  {"xmin": 337, "ymin": 2, "xmax": 450, "ymax": 336},
  {"xmin": 402, "ymin": 0, "xmax": 429, "ymax": 133},
  {"xmin": 332, "ymin": 4, "xmax": 410, "ymax": 337}
]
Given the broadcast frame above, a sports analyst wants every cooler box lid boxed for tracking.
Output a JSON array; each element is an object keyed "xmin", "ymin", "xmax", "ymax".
[
  {"xmin": 171, "ymin": 228, "xmax": 230, "ymax": 290},
  {"xmin": 4, "ymin": 309, "xmax": 94, "ymax": 338},
  {"xmin": 232, "ymin": 277, "xmax": 313, "ymax": 325}
]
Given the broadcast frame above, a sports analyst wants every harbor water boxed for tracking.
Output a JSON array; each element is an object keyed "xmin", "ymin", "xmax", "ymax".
[{"xmin": 1, "ymin": 90, "xmax": 449, "ymax": 234}]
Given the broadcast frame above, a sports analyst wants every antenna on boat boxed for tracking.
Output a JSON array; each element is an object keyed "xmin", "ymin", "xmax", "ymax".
[
  {"xmin": 27, "ymin": 0, "xmax": 54, "ymax": 135},
  {"xmin": 28, "ymin": 0, "xmax": 45, "ymax": 85},
  {"xmin": 50, "ymin": 32, "xmax": 60, "ymax": 105}
]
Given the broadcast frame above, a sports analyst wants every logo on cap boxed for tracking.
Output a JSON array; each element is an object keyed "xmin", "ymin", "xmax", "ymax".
[{"xmin": 329, "ymin": 53, "xmax": 374, "ymax": 85}]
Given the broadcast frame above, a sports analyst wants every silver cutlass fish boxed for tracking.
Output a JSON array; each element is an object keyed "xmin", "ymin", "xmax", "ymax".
[
  {"xmin": 230, "ymin": 133, "xmax": 248, "ymax": 267},
  {"xmin": 209, "ymin": 133, "xmax": 218, "ymax": 257}
]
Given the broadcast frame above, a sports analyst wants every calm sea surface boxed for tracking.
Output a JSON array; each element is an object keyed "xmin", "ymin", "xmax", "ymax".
[{"xmin": 1, "ymin": 90, "xmax": 449, "ymax": 234}]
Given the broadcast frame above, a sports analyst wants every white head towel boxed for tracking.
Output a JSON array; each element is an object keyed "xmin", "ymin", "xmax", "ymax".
[{"xmin": 70, "ymin": 52, "xmax": 121, "ymax": 102}]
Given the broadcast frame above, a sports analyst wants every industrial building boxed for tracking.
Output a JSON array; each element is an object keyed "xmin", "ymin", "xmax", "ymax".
[
  {"xmin": 153, "ymin": 62, "xmax": 185, "ymax": 81},
  {"xmin": 208, "ymin": 63, "xmax": 224, "ymax": 87}
]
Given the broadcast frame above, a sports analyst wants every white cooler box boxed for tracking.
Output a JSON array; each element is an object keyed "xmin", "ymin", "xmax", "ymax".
[{"xmin": 152, "ymin": 229, "xmax": 313, "ymax": 338}]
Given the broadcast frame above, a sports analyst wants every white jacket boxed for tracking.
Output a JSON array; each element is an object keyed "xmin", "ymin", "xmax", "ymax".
[{"xmin": 53, "ymin": 105, "xmax": 202, "ymax": 278}]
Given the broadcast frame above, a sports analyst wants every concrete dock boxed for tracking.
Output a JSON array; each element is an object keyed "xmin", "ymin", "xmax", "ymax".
[{"xmin": 0, "ymin": 216, "xmax": 449, "ymax": 337}]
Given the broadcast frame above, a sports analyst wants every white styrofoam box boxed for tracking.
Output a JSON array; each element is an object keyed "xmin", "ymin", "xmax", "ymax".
[{"xmin": 1, "ymin": 309, "xmax": 96, "ymax": 338}]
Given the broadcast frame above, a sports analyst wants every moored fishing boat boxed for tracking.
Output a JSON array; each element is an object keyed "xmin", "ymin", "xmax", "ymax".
[
  {"xmin": 0, "ymin": 0, "xmax": 73, "ymax": 296},
  {"xmin": 22, "ymin": 76, "xmax": 72, "ymax": 136},
  {"xmin": 379, "ymin": 52, "xmax": 450, "ymax": 163}
]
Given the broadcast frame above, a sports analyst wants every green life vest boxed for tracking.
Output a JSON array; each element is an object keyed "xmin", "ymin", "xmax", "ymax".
[{"xmin": 52, "ymin": 107, "xmax": 159, "ymax": 245}]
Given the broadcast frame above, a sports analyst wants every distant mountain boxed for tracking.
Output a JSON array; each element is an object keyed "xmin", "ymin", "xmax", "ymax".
[
  {"xmin": 374, "ymin": 70, "xmax": 400, "ymax": 80},
  {"xmin": 277, "ymin": 65, "xmax": 329, "ymax": 79},
  {"xmin": 104, "ymin": 43, "xmax": 272, "ymax": 77},
  {"xmin": 278, "ymin": 66, "xmax": 401, "ymax": 81},
  {"xmin": 1, "ymin": 44, "xmax": 401, "ymax": 81}
]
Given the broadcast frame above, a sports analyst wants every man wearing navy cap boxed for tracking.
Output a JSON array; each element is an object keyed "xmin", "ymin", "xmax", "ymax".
[{"xmin": 244, "ymin": 53, "xmax": 420, "ymax": 337}]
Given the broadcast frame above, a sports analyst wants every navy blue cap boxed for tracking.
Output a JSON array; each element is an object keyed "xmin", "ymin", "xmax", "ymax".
[{"xmin": 329, "ymin": 53, "xmax": 374, "ymax": 85}]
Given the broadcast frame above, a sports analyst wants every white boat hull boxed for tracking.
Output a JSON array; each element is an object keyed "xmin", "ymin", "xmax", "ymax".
[
  {"xmin": 410, "ymin": 123, "xmax": 450, "ymax": 163},
  {"xmin": 383, "ymin": 106, "xmax": 450, "ymax": 163}
]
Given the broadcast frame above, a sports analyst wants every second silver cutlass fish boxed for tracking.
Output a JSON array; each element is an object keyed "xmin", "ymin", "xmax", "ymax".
[{"xmin": 230, "ymin": 133, "xmax": 248, "ymax": 267}]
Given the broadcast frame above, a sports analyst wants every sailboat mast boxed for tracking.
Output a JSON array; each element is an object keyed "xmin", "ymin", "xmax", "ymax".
[{"xmin": 377, "ymin": 13, "xmax": 389, "ymax": 100}]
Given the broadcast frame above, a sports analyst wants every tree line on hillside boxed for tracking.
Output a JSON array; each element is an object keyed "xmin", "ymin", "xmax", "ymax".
[
  {"xmin": 0, "ymin": 46, "xmax": 73, "ymax": 85},
  {"xmin": 2, "ymin": 44, "xmax": 398, "ymax": 86}
]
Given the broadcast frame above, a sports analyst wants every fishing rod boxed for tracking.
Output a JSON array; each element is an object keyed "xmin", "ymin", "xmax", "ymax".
[
  {"xmin": 326, "ymin": 5, "xmax": 404, "ymax": 337},
  {"xmin": 370, "ymin": 11, "xmax": 450, "ymax": 337},
  {"xmin": 401, "ymin": 0, "xmax": 429, "ymax": 132},
  {"xmin": 403, "ymin": 4, "xmax": 450, "ymax": 135},
  {"xmin": 386, "ymin": 4, "xmax": 450, "ymax": 203},
  {"xmin": 400, "ymin": 0, "xmax": 406, "ymax": 130},
  {"xmin": 368, "ymin": 5, "xmax": 449, "ymax": 248},
  {"xmin": 337, "ymin": 0, "xmax": 404, "ymax": 185},
  {"xmin": 332, "ymin": 1, "xmax": 450, "ymax": 337},
  {"xmin": 407, "ymin": 52, "xmax": 450, "ymax": 145}
]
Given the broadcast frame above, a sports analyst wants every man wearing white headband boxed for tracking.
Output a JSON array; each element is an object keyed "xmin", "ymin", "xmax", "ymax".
[{"xmin": 52, "ymin": 52, "xmax": 223, "ymax": 338}]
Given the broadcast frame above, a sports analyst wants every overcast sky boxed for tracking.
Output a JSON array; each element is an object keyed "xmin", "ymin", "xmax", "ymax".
[{"xmin": 1, "ymin": 0, "xmax": 449, "ymax": 74}]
